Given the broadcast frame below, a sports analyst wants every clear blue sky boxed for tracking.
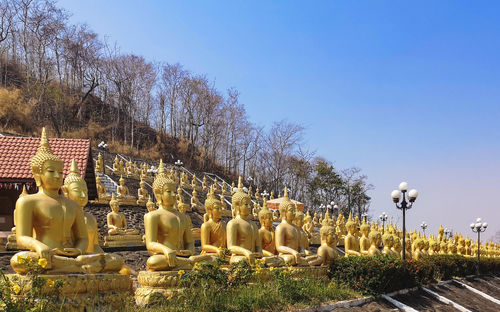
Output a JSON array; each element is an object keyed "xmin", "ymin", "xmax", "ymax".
[{"xmin": 58, "ymin": 0, "xmax": 500, "ymax": 239}]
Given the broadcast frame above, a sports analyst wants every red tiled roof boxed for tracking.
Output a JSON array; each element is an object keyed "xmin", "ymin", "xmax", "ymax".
[{"xmin": 0, "ymin": 136, "xmax": 91, "ymax": 180}]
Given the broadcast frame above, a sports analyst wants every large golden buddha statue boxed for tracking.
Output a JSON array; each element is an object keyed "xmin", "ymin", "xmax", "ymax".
[
  {"xmin": 359, "ymin": 218, "xmax": 371, "ymax": 255},
  {"xmin": 344, "ymin": 213, "xmax": 361, "ymax": 257},
  {"xmin": 227, "ymin": 177, "xmax": 265, "ymax": 265},
  {"xmin": 275, "ymin": 188, "xmax": 320, "ymax": 266},
  {"xmin": 316, "ymin": 220, "xmax": 340, "ymax": 265},
  {"xmin": 200, "ymin": 186, "xmax": 226, "ymax": 258},
  {"xmin": 11, "ymin": 129, "xmax": 123, "ymax": 274},
  {"xmin": 137, "ymin": 178, "xmax": 149, "ymax": 206},
  {"xmin": 106, "ymin": 194, "xmax": 140, "ymax": 236},
  {"xmin": 368, "ymin": 224, "xmax": 382, "ymax": 256},
  {"xmin": 144, "ymin": 160, "xmax": 207, "ymax": 271},
  {"xmin": 258, "ymin": 198, "xmax": 277, "ymax": 257}
]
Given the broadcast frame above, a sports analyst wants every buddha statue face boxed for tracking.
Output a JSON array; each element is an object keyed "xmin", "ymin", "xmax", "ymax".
[
  {"xmin": 37, "ymin": 160, "xmax": 64, "ymax": 191},
  {"xmin": 64, "ymin": 181, "xmax": 88, "ymax": 208},
  {"xmin": 281, "ymin": 204, "xmax": 295, "ymax": 223},
  {"xmin": 120, "ymin": 178, "xmax": 125, "ymax": 186},
  {"xmin": 235, "ymin": 196, "xmax": 252, "ymax": 217},
  {"xmin": 140, "ymin": 181, "xmax": 145, "ymax": 188},
  {"xmin": 159, "ymin": 184, "xmax": 177, "ymax": 207},
  {"xmin": 146, "ymin": 202, "xmax": 155, "ymax": 212},
  {"xmin": 360, "ymin": 224, "xmax": 370, "ymax": 236},
  {"xmin": 346, "ymin": 221, "xmax": 356, "ymax": 235},
  {"xmin": 259, "ymin": 212, "xmax": 273, "ymax": 228},
  {"xmin": 211, "ymin": 201, "xmax": 223, "ymax": 220},
  {"xmin": 110, "ymin": 200, "xmax": 120, "ymax": 213},
  {"xmin": 325, "ymin": 228, "xmax": 337, "ymax": 246}
]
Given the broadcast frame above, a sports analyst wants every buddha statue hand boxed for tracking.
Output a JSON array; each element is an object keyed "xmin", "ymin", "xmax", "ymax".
[
  {"xmin": 36, "ymin": 245, "xmax": 54, "ymax": 269},
  {"xmin": 176, "ymin": 250, "xmax": 192, "ymax": 257},
  {"xmin": 164, "ymin": 249, "xmax": 177, "ymax": 267},
  {"xmin": 53, "ymin": 247, "xmax": 82, "ymax": 257}
]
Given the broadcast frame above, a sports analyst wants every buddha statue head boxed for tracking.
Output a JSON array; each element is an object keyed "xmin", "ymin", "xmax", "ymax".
[
  {"xmin": 140, "ymin": 178, "xmax": 146, "ymax": 189},
  {"xmin": 360, "ymin": 218, "xmax": 370, "ymax": 237},
  {"xmin": 279, "ymin": 188, "xmax": 295, "ymax": 223},
  {"xmin": 146, "ymin": 195, "xmax": 156, "ymax": 212},
  {"xmin": 231, "ymin": 176, "xmax": 251, "ymax": 218},
  {"xmin": 369, "ymin": 228, "xmax": 382, "ymax": 246},
  {"xmin": 152, "ymin": 159, "xmax": 177, "ymax": 207},
  {"xmin": 345, "ymin": 213, "xmax": 356, "ymax": 235},
  {"xmin": 294, "ymin": 210, "xmax": 304, "ymax": 227},
  {"xmin": 192, "ymin": 189, "xmax": 197, "ymax": 197},
  {"xmin": 31, "ymin": 128, "xmax": 64, "ymax": 190},
  {"xmin": 110, "ymin": 193, "xmax": 120, "ymax": 213},
  {"xmin": 61, "ymin": 159, "xmax": 88, "ymax": 208},
  {"xmin": 382, "ymin": 233, "xmax": 393, "ymax": 248},
  {"xmin": 119, "ymin": 175, "xmax": 125, "ymax": 186},
  {"xmin": 177, "ymin": 196, "xmax": 190, "ymax": 214},
  {"xmin": 258, "ymin": 198, "xmax": 273, "ymax": 228},
  {"xmin": 205, "ymin": 186, "xmax": 222, "ymax": 220},
  {"xmin": 320, "ymin": 223, "xmax": 337, "ymax": 246}
]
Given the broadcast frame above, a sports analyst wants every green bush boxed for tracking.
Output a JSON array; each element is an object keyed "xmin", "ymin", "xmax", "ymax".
[{"xmin": 328, "ymin": 254, "xmax": 500, "ymax": 296}]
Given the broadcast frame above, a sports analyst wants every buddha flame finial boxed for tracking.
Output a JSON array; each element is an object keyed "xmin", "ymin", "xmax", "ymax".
[
  {"xmin": 64, "ymin": 159, "xmax": 85, "ymax": 186},
  {"xmin": 30, "ymin": 127, "xmax": 62, "ymax": 178},
  {"xmin": 110, "ymin": 193, "xmax": 117, "ymax": 205},
  {"xmin": 19, "ymin": 185, "xmax": 28, "ymax": 198}
]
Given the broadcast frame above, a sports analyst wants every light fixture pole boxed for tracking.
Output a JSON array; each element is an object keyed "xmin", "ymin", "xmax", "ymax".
[
  {"xmin": 261, "ymin": 190, "xmax": 269, "ymax": 200},
  {"xmin": 420, "ymin": 221, "xmax": 428, "ymax": 237},
  {"xmin": 470, "ymin": 218, "xmax": 488, "ymax": 275},
  {"xmin": 379, "ymin": 212, "xmax": 388, "ymax": 234},
  {"xmin": 391, "ymin": 182, "xmax": 419, "ymax": 261}
]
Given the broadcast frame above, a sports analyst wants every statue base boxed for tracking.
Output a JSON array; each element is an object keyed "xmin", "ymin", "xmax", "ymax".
[
  {"xmin": 135, "ymin": 271, "xmax": 182, "ymax": 306},
  {"xmin": 7, "ymin": 273, "xmax": 131, "ymax": 312},
  {"xmin": 104, "ymin": 235, "xmax": 144, "ymax": 247},
  {"xmin": 6, "ymin": 234, "xmax": 19, "ymax": 250},
  {"xmin": 117, "ymin": 198, "xmax": 138, "ymax": 205}
]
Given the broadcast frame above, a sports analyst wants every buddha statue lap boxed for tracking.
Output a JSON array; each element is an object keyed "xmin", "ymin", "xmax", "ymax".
[
  {"xmin": 275, "ymin": 188, "xmax": 320, "ymax": 266},
  {"xmin": 10, "ymin": 129, "xmax": 126, "ymax": 275},
  {"xmin": 344, "ymin": 213, "xmax": 361, "ymax": 257},
  {"xmin": 116, "ymin": 176, "xmax": 136, "ymax": 205},
  {"xmin": 144, "ymin": 160, "xmax": 209, "ymax": 271},
  {"xmin": 104, "ymin": 194, "xmax": 142, "ymax": 247},
  {"xmin": 200, "ymin": 187, "xmax": 227, "ymax": 260},
  {"xmin": 136, "ymin": 178, "xmax": 149, "ymax": 206}
]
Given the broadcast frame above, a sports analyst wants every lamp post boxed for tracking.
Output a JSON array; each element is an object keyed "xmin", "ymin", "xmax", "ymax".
[
  {"xmin": 420, "ymin": 221, "xmax": 428, "ymax": 237},
  {"xmin": 379, "ymin": 212, "xmax": 388, "ymax": 234},
  {"xmin": 470, "ymin": 218, "xmax": 488, "ymax": 275},
  {"xmin": 391, "ymin": 182, "xmax": 419, "ymax": 261},
  {"xmin": 261, "ymin": 190, "xmax": 269, "ymax": 200},
  {"xmin": 333, "ymin": 204, "xmax": 339, "ymax": 215}
]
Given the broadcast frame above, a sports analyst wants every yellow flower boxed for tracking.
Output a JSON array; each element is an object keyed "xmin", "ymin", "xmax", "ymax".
[
  {"xmin": 177, "ymin": 270, "xmax": 185, "ymax": 277},
  {"xmin": 38, "ymin": 258, "xmax": 48, "ymax": 268},
  {"xmin": 17, "ymin": 255, "xmax": 28, "ymax": 264},
  {"xmin": 45, "ymin": 279, "xmax": 54, "ymax": 287},
  {"xmin": 12, "ymin": 283, "xmax": 21, "ymax": 294},
  {"xmin": 269, "ymin": 267, "xmax": 275, "ymax": 272},
  {"xmin": 255, "ymin": 266, "xmax": 262, "ymax": 273},
  {"xmin": 193, "ymin": 263, "xmax": 200, "ymax": 270}
]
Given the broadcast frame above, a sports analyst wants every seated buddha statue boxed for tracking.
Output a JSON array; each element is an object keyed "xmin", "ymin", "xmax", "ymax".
[
  {"xmin": 413, "ymin": 239, "xmax": 426, "ymax": 260},
  {"xmin": 177, "ymin": 197, "xmax": 192, "ymax": 229},
  {"xmin": 180, "ymin": 172, "xmax": 190, "ymax": 188},
  {"xmin": 213, "ymin": 177, "xmax": 220, "ymax": 194},
  {"xmin": 252, "ymin": 202, "xmax": 261, "ymax": 219},
  {"xmin": 255, "ymin": 188, "xmax": 261, "ymax": 201},
  {"xmin": 231, "ymin": 182, "xmax": 236, "ymax": 195},
  {"xmin": 95, "ymin": 176, "xmax": 111, "ymax": 203},
  {"xmin": 336, "ymin": 214, "xmax": 347, "ymax": 242},
  {"xmin": 382, "ymin": 233, "xmax": 394, "ymax": 256},
  {"xmin": 119, "ymin": 159, "xmax": 125, "ymax": 174},
  {"xmin": 11, "ymin": 129, "xmax": 123, "ymax": 275},
  {"xmin": 258, "ymin": 199, "xmax": 279, "ymax": 258},
  {"xmin": 200, "ymin": 187, "xmax": 226, "ymax": 258},
  {"xmin": 219, "ymin": 194, "xmax": 227, "ymax": 210},
  {"xmin": 227, "ymin": 177, "xmax": 267, "ymax": 265},
  {"xmin": 146, "ymin": 196, "xmax": 156, "ymax": 212},
  {"xmin": 447, "ymin": 238, "xmax": 457, "ymax": 255},
  {"xmin": 440, "ymin": 239, "xmax": 448, "ymax": 255},
  {"xmin": 344, "ymin": 213, "xmax": 361, "ymax": 257},
  {"xmin": 457, "ymin": 235, "xmax": 466, "ymax": 255},
  {"xmin": 368, "ymin": 225, "xmax": 382, "ymax": 256},
  {"xmin": 202, "ymin": 176, "xmax": 208, "ymax": 192},
  {"xmin": 275, "ymin": 188, "xmax": 315, "ymax": 266},
  {"xmin": 136, "ymin": 178, "xmax": 149, "ymax": 206},
  {"xmin": 438, "ymin": 225, "xmax": 444, "ymax": 242},
  {"xmin": 112, "ymin": 156, "xmax": 121, "ymax": 174},
  {"xmin": 191, "ymin": 174, "xmax": 200, "ymax": 190},
  {"xmin": 294, "ymin": 210, "xmax": 312, "ymax": 256},
  {"xmin": 354, "ymin": 216, "xmax": 361, "ymax": 239},
  {"xmin": 144, "ymin": 160, "xmax": 209, "ymax": 271},
  {"xmin": 302, "ymin": 212, "xmax": 314, "ymax": 240},
  {"xmin": 273, "ymin": 209, "xmax": 280, "ymax": 222},
  {"xmin": 248, "ymin": 185, "xmax": 253, "ymax": 199},
  {"xmin": 221, "ymin": 182, "xmax": 229, "ymax": 195},
  {"xmin": 316, "ymin": 221, "xmax": 340, "ymax": 266},
  {"xmin": 176, "ymin": 186, "xmax": 183, "ymax": 203},
  {"xmin": 106, "ymin": 194, "xmax": 140, "ymax": 236},
  {"xmin": 391, "ymin": 236, "xmax": 402, "ymax": 258},
  {"xmin": 191, "ymin": 190, "xmax": 202, "ymax": 213},
  {"xmin": 465, "ymin": 236, "xmax": 472, "ymax": 256},
  {"xmin": 116, "ymin": 176, "xmax": 136, "ymax": 204},
  {"xmin": 95, "ymin": 153, "xmax": 104, "ymax": 173},
  {"xmin": 359, "ymin": 218, "xmax": 371, "ymax": 256},
  {"xmin": 428, "ymin": 237, "xmax": 439, "ymax": 256},
  {"xmin": 312, "ymin": 212, "xmax": 320, "ymax": 229}
]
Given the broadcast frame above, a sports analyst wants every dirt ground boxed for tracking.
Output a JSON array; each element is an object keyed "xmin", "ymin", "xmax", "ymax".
[
  {"xmin": 392, "ymin": 289, "xmax": 457, "ymax": 312},
  {"xmin": 459, "ymin": 277, "xmax": 500, "ymax": 299},
  {"xmin": 428, "ymin": 282, "xmax": 500, "ymax": 312},
  {"xmin": 331, "ymin": 300, "xmax": 397, "ymax": 312}
]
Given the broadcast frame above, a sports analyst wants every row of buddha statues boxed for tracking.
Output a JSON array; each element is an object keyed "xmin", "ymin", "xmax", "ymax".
[{"xmin": 9, "ymin": 129, "xmax": 499, "ymax": 278}]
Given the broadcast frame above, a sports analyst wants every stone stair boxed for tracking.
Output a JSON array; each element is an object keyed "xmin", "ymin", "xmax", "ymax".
[{"xmin": 96, "ymin": 172, "xmax": 118, "ymax": 195}]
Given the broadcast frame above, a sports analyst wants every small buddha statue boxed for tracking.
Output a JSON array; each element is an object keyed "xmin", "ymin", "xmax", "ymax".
[
  {"xmin": 95, "ymin": 153, "xmax": 104, "ymax": 173},
  {"xmin": 177, "ymin": 197, "xmax": 192, "ymax": 229},
  {"xmin": 448, "ymin": 238, "xmax": 457, "ymax": 254},
  {"xmin": 213, "ymin": 177, "xmax": 220, "ymax": 193},
  {"xmin": 227, "ymin": 177, "xmax": 266, "ymax": 265},
  {"xmin": 316, "ymin": 221, "xmax": 340, "ymax": 266},
  {"xmin": 248, "ymin": 185, "xmax": 253, "ymax": 199},
  {"xmin": 231, "ymin": 182, "xmax": 236, "ymax": 195},
  {"xmin": 354, "ymin": 216, "xmax": 361, "ymax": 239},
  {"xmin": 176, "ymin": 187, "xmax": 183, "ymax": 203},
  {"xmin": 106, "ymin": 194, "xmax": 140, "ymax": 236},
  {"xmin": 191, "ymin": 189, "xmax": 202, "ymax": 212},
  {"xmin": 96, "ymin": 176, "xmax": 111, "ymax": 203},
  {"xmin": 336, "ymin": 214, "xmax": 347, "ymax": 241},
  {"xmin": 294, "ymin": 210, "xmax": 313, "ymax": 257},
  {"xmin": 258, "ymin": 198, "xmax": 278, "ymax": 257},
  {"xmin": 438, "ymin": 225, "xmax": 444, "ymax": 242},
  {"xmin": 344, "ymin": 213, "xmax": 361, "ymax": 257},
  {"xmin": 255, "ymin": 188, "xmax": 261, "ymax": 201},
  {"xmin": 119, "ymin": 159, "xmax": 125, "ymax": 174},
  {"xmin": 413, "ymin": 239, "xmax": 426, "ymax": 260},
  {"xmin": 202, "ymin": 176, "xmax": 208, "ymax": 192},
  {"xmin": 312, "ymin": 212, "xmax": 320, "ymax": 229},
  {"xmin": 392, "ymin": 236, "xmax": 402, "ymax": 258},
  {"xmin": 221, "ymin": 182, "xmax": 227, "ymax": 195},
  {"xmin": 465, "ymin": 235, "xmax": 472, "ymax": 256},
  {"xmin": 382, "ymin": 233, "xmax": 394, "ymax": 255},
  {"xmin": 368, "ymin": 227, "xmax": 382, "ymax": 256},
  {"xmin": 137, "ymin": 178, "xmax": 149, "ymax": 205},
  {"xmin": 440, "ymin": 239, "xmax": 448, "ymax": 255},
  {"xmin": 200, "ymin": 186, "xmax": 226, "ymax": 258},
  {"xmin": 144, "ymin": 160, "xmax": 208, "ymax": 271},
  {"xmin": 359, "ymin": 218, "xmax": 371, "ymax": 256},
  {"xmin": 457, "ymin": 235, "xmax": 466, "ymax": 255},
  {"xmin": 428, "ymin": 237, "xmax": 439, "ymax": 256},
  {"xmin": 273, "ymin": 209, "xmax": 280, "ymax": 222},
  {"xmin": 191, "ymin": 174, "xmax": 199, "ymax": 190},
  {"xmin": 275, "ymin": 188, "xmax": 317, "ymax": 266},
  {"xmin": 116, "ymin": 176, "xmax": 135, "ymax": 204},
  {"xmin": 11, "ymin": 128, "xmax": 123, "ymax": 274},
  {"xmin": 270, "ymin": 191, "xmax": 275, "ymax": 200},
  {"xmin": 252, "ymin": 202, "xmax": 261, "ymax": 219},
  {"xmin": 180, "ymin": 172, "xmax": 190, "ymax": 188},
  {"xmin": 113, "ymin": 156, "xmax": 121, "ymax": 174},
  {"xmin": 302, "ymin": 211, "xmax": 314, "ymax": 239},
  {"xmin": 146, "ymin": 196, "xmax": 156, "ymax": 212},
  {"xmin": 220, "ymin": 194, "xmax": 227, "ymax": 210}
]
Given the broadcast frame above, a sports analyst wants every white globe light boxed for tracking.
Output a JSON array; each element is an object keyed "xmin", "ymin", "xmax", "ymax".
[
  {"xmin": 475, "ymin": 223, "xmax": 482, "ymax": 228},
  {"xmin": 482, "ymin": 222, "xmax": 488, "ymax": 228},
  {"xmin": 382, "ymin": 212, "xmax": 386, "ymax": 215},
  {"xmin": 399, "ymin": 182, "xmax": 409, "ymax": 191},
  {"xmin": 476, "ymin": 218, "xmax": 482, "ymax": 223},
  {"xmin": 391, "ymin": 190, "xmax": 401, "ymax": 200},
  {"xmin": 408, "ymin": 189, "xmax": 418, "ymax": 200},
  {"xmin": 470, "ymin": 223, "xmax": 475, "ymax": 229}
]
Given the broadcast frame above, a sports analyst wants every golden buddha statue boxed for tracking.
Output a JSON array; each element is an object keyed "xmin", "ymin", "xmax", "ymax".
[
  {"xmin": 116, "ymin": 176, "xmax": 136, "ymax": 204},
  {"xmin": 231, "ymin": 182, "xmax": 236, "ymax": 195},
  {"xmin": 316, "ymin": 221, "xmax": 340, "ymax": 266},
  {"xmin": 11, "ymin": 129, "xmax": 123, "ymax": 274},
  {"xmin": 382, "ymin": 233, "xmax": 394, "ymax": 256},
  {"xmin": 213, "ymin": 177, "xmax": 220, "ymax": 194},
  {"xmin": 275, "ymin": 188, "xmax": 318, "ymax": 266},
  {"xmin": 95, "ymin": 176, "xmax": 111, "ymax": 203},
  {"xmin": 191, "ymin": 189, "xmax": 202, "ymax": 213},
  {"xmin": 112, "ymin": 156, "xmax": 121, "ymax": 174},
  {"xmin": 428, "ymin": 237, "xmax": 439, "ymax": 256},
  {"xmin": 200, "ymin": 186, "xmax": 226, "ymax": 258},
  {"xmin": 258, "ymin": 198, "xmax": 278, "ymax": 257},
  {"xmin": 221, "ymin": 182, "xmax": 229, "ymax": 195},
  {"xmin": 202, "ymin": 176, "xmax": 208, "ymax": 192},
  {"xmin": 465, "ymin": 235, "xmax": 472, "ymax": 256},
  {"xmin": 302, "ymin": 211, "xmax": 314, "ymax": 240},
  {"xmin": 191, "ymin": 174, "xmax": 199, "ymax": 190},
  {"xmin": 220, "ymin": 194, "xmax": 227, "ymax": 210},
  {"xmin": 359, "ymin": 218, "xmax": 371, "ymax": 256},
  {"xmin": 252, "ymin": 202, "xmax": 261, "ymax": 219},
  {"xmin": 146, "ymin": 195, "xmax": 156, "ymax": 212},
  {"xmin": 344, "ymin": 213, "xmax": 361, "ymax": 257},
  {"xmin": 440, "ymin": 239, "xmax": 448, "ymax": 254},
  {"xmin": 312, "ymin": 212, "xmax": 320, "ymax": 229},
  {"xmin": 137, "ymin": 178, "xmax": 149, "ymax": 206},
  {"xmin": 255, "ymin": 188, "xmax": 261, "ymax": 201},
  {"xmin": 447, "ymin": 238, "xmax": 457, "ymax": 254},
  {"xmin": 368, "ymin": 226, "xmax": 382, "ymax": 256},
  {"xmin": 144, "ymin": 160, "xmax": 207, "ymax": 271},
  {"xmin": 392, "ymin": 236, "xmax": 402, "ymax": 258},
  {"xmin": 354, "ymin": 216, "xmax": 361, "ymax": 239},
  {"xmin": 413, "ymin": 238, "xmax": 425, "ymax": 260},
  {"xmin": 180, "ymin": 172, "xmax": 190, "ymax": 188},
  {"xmin": 119, "ymin": 159, "xmax": 125, "ymax": 173},
  {"xmin": 95, "ymin": 153, "xmax": 104, "ymax": 173},
  {"xmin": 457, "ymin": 235, "xmax": 466, "ymax": 255},
  {"xmin": 105, "ymin": 194, "xmax": 140, "ymax": 238},
  {"xmin": 273, "ymin": 209, "xmax": 280, "ymax": 222},
  {"xmin": 438, "ymin": 225, "xmax": 444, "ymax": 242},
  {"xmin": 270, "ymin": 191, "xmax": 275, "ymax": 200},
  {"xmin": 227, "ymin": 177, "xmax": 266, "ymax": 265},
  {"xmin": 294, "ymin": 210, "xmax": 314, "ymax": 257},
  {"xmin": 336, "ymin": 213, "xmax": 347, "ymax": 241},
  {"xmin": 176, "ymin": 186, "xmax": 183, "ymax": 203},
  {"xmin": 177, "ymin": 197, "xmax": 192, "ymax": 230}
]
